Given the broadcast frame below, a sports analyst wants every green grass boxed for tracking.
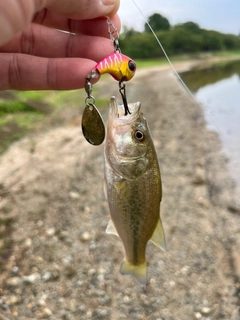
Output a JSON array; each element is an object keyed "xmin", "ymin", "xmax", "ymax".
[
  {"xmin": 0, "ymin": 88, "xmax": 110, "ymax": 155},
  {"xmin": 134, "ymin": 59, "xmax": 167, "ymax": 68},
  {"xmin": 17, "ymin": 90, "xmax": 50, "ymax": 101},
  {"xmin": 0, "ymin": 100, "xmax": 41, "ymax": 116},
  {"xmin": 134, "ymin": 50, "xmax": 240, "ymax": 69},
  {"xmin": 0, "ymin": 96, "xmax": 48, "ymax": 154},
  {"xmin": 212, "ymin": 50, "xmax": 240, "ymax": 57},
  {"xmin": 9, "ymin": 113, "xmax": 45, "ymax": 129},
  {"xmin": 0, "ymin": 91, "xmax": 60, "ymax": 154}
]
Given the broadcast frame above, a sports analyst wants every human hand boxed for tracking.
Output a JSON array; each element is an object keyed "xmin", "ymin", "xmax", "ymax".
[{"xmin": 0, "ymin": 0, "xmax": 120, "ymax": 90}]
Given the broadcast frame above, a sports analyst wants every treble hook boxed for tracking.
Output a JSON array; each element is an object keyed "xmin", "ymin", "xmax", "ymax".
[{"xmin": 119, "ymin": 81, "xmax": 131, "ymax": 116}]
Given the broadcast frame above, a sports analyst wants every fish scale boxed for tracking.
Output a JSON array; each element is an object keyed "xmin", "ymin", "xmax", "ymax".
[{"xmin": 113, "ymin": 170, "xmax": 160, "ymax": 264}]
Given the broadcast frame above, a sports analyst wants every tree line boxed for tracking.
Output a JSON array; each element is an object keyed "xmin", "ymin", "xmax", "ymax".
[{"xmin": 119, "ymin": 13, "xmax": 240, "ymax": 59}]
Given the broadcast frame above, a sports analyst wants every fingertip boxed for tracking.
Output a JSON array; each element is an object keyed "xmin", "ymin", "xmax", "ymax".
[{"xmin": 101, "ymin": 0, "xmax": 120, "ymax": 16}]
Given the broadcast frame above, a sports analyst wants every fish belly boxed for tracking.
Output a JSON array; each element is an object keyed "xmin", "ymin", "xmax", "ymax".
[{"xmin": 105, "ymin": 160, "xmax": 161, "ymax": 266}]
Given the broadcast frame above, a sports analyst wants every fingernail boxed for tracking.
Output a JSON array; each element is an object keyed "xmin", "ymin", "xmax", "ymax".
[{"xmin": 101, "ymin": 0, "xmax": 115, "ymax": 6}]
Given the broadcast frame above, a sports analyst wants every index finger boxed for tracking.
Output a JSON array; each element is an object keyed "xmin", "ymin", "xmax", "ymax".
[
  {"xmin": 44, "ymin": 0, "xmax": 120, "ymax": 20},
  {"xmin": 33, "ymin": 11, "xmax": 121, "ymax": 37}
]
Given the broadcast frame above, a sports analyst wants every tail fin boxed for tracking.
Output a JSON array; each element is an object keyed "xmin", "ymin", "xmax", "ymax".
[{"xmin": 120, "ymin": 260, "xmax": 147, "ymax": 286}]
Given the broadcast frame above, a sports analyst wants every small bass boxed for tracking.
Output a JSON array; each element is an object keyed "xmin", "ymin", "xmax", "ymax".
[{"xmin": 104, "ymin": 97, "xmax": 166, "ymax": 286}]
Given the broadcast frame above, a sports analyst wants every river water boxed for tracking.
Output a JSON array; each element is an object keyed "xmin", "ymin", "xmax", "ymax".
[{"xmin": 181, "ymin": 60, "xmax": 240, "ymax": 196}]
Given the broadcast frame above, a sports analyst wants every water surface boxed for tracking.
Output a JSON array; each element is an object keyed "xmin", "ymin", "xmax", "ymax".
[{"xmin": 181, "ymin": 60, "xmax": 240, "ymax": 195}]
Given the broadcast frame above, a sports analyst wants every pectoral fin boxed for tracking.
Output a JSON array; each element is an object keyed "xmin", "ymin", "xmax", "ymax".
[
  {"xmin": 106, "ymin": 220, "xmax": 119, "ymax": 237},
  {"xmin": 120, "ymin": 260, "xmax": 147, "ymax": 286},
  {"xmin": 150, "ymin": 218, "xmax": 166, "ymax": 252}
]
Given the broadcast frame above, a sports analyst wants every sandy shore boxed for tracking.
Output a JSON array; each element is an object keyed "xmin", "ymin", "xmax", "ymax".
[{"xmin": 0, "ymin": 66, "xmax": 239, "ymax": 319}]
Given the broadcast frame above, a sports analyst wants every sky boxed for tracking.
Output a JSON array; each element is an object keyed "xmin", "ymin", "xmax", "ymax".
[{"xmin": 118, "ymin": 0, "xmax": 240, "ymax": 35}]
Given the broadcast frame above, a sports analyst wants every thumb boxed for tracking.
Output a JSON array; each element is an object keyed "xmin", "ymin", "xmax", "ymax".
[
  {"xmin": 0, "ymin": 0, "xmax": 120, "ymax": 46},
  {"xmin": 0, "ymin": 0, "xmax": 35, "ymax": 46},
  {"xmin": 44, "ymin": 0, "xmax": 120, "ymax": 20}
]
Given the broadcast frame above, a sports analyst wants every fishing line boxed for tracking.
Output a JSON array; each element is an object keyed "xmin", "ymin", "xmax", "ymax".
[{"xmin": 131, "ymin": 0, "xmax": 222, "ymax": 138}]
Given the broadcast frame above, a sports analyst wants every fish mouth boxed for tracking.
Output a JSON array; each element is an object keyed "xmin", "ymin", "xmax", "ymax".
[
  {"xmin": 106, "ymin": 97, "xmax": 148, "ymax": 179},
  {"xmin": 109, "ymin": 96, "xmax": 141, "ymax": 123}
]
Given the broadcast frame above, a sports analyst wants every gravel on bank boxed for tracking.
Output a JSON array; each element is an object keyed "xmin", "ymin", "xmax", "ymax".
[{"xmin": 0, "ymin": 66, "xmax": 240, "ymax": 320}]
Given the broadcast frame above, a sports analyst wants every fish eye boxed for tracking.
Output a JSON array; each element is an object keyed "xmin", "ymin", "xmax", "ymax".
[
  {"xmin": 134, "ymin": 130, "xmax": 145, "ymax": 142},
  {"xmin": 128, "ymin": 60, "xmax": 136, "ymax": 72}
]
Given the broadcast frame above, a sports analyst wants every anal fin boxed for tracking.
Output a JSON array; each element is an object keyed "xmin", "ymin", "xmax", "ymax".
[
  {"xmin": 150, "ymin": 218, "xmax": 166, "ymax": 252},
  {"xmin": 106, "ymin": 220, "xmax": 119, "ymax": 237}
]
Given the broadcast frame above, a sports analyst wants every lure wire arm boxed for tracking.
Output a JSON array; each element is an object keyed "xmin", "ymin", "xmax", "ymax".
[
  {"xmin": 119, "ymin": 81, "xmax": 131, "ymax": 116},
  {"xmin": 85, "ymin": 77, "xmax": 95, "ymax": 105},
  {"xmin": 106, "ymin": 16, "xmax": 120, "ymax": 51}
]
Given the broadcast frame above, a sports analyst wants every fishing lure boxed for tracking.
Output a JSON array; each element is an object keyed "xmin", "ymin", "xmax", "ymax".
[
  {"xmin": 91, "ymin": 52, "xmax": 136, "ymax": 82},
  {"xmin": 82, "ymin": 17, "xmax": 137, "ymax": 146}
]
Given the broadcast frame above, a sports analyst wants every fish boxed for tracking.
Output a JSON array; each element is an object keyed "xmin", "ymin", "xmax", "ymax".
[
  {"xmin": 91, "ymin": 53, "xmax": 136, "ymax": 82},
  {"xmin": 104, "ymin": 96, "xmax": 166, "ymax": 286}
]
